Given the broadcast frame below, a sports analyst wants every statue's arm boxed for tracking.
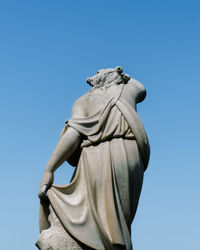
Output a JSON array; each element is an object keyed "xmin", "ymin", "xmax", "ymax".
[
  {"xmin": 38, "ymin": 100, "xmax": 84, "ymax": 200},
  {"xmin": 40, "ymin": 128, "xmax": 81, "ymax": 183}
]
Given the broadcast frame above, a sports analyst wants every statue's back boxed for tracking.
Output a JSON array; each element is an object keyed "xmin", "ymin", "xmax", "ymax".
[{"xmin": 37, "ymin": 67, "xmax": 150, "ymax": 250}]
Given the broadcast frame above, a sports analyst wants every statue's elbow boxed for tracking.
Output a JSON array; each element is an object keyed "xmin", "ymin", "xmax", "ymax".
[{"xmin": 137, "ymin": 88, "xmax": 146, "ymax": 103}]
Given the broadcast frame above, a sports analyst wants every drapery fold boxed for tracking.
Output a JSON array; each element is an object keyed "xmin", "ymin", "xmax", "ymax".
[{"xmin": 39, "ymin": 84, "xmax": 150, "ymax": 249}]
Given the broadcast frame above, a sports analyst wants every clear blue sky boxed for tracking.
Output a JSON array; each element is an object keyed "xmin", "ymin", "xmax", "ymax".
[{"xmin": 0, "ymin": 0, "xmax": 199, "ymax": 249}]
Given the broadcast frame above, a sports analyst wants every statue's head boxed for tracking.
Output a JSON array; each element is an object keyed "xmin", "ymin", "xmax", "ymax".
[{"xmin": 86, "ymin": 66, "xmax": 130, "ymax": 88}]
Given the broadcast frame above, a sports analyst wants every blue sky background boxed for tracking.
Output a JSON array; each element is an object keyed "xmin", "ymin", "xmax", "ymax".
[{"xmin": 0, "ymin": 0, "xmax": 200, "ymax": 249}]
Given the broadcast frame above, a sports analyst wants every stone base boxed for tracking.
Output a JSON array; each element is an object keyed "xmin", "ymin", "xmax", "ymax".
[
  {"xmin": 36, "ymin": 206, "xmax": 92, "ymax": 250},
  {"xmin": 36, "ymin": 225, "xmax": 83, "ymax": 250}
]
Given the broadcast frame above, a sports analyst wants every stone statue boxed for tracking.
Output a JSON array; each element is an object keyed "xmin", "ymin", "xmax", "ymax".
[{"xmin": 36, "ymin": 66, "xmax": 150, "ymax": 250}]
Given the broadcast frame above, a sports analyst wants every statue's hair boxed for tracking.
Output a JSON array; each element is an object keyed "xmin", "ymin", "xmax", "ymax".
[{"xmin": 88, "ymin": 66, "xmax": 130, "ymax": 89}]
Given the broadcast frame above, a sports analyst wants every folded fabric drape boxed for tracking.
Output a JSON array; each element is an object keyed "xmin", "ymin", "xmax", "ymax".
[{"xmin": 39, "ymin": 84, "xmax": 150, "ymax": 250}]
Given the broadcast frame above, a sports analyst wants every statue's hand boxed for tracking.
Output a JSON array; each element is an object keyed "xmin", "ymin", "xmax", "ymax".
[
  {"xmin": 38, "ymin": 185, "xmax": 49, "ymax": 200},
  {"xmin": 38, "ymin": 171, "xmax": 54, "ymax": 200}
]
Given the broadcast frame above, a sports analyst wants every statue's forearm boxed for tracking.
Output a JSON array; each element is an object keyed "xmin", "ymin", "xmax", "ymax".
[{"xmin": 41, "ymin": 127, "xmax": 81, "ymax": 185}]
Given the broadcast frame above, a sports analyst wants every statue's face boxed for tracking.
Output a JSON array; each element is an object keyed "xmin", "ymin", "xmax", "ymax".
[{"xmin": 86, "ymin": 66, "xmax": 123, "ymax": 87}]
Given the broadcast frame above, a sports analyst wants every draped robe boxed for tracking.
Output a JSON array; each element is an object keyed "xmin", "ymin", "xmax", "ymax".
[{"xmin": 38, "ymin": 84, "xmax": 150, "ymax": 250}]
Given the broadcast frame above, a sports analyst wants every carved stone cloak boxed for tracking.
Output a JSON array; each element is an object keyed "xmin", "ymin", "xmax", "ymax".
[{"xmin": 38, "ymin": 84, "xmax": 150, "ymax": 250}]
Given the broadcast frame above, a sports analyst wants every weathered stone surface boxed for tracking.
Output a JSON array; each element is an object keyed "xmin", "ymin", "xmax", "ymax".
[
  {"xmin": 37, "ymin": 66, "xmax": 150, "ymax": 249},
  {"xmin": 36, "ymin": 225, "xmax": 82, "ymax": 250},
  {"xmin": 36, "ymin": 207, "xmax": 85, "ymax": 250}
]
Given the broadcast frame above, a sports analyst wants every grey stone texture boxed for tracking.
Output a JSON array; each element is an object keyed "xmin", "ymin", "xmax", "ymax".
[{"xmin": 37, "ymin": 66, "xmax": 150, "ymax": 250}]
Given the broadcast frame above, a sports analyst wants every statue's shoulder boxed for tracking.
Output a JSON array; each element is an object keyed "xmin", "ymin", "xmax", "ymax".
[
  {"xmin": 124, "ymin": 78, "xmax": 146, "ymax": 103},
  {"xmin": 71, "ymin": 93, "xmax": 89, "ymax": 118},
  {"xmin": 126, "ymin": 78, "xmax": 145, "ymax": 91}
]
